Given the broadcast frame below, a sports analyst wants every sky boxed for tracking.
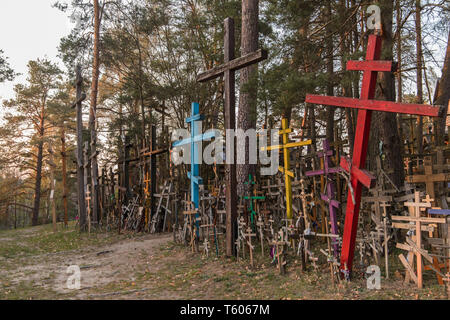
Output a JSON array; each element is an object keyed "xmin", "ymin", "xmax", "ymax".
[
  {"xmin": 0, "ymin": 1, "xmax": 445, "ymax": 104},
  {"xmin": 0, "ymin": 0, "xmax": 73, "ymax": 102}
]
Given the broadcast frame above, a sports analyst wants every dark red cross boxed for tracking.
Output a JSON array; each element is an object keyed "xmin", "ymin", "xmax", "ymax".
[{"xmin": 305, "ymin": 34, "xmax": 444, "ymax": 275}]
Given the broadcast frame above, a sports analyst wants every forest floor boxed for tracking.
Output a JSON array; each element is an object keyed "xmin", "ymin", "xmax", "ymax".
[{"xmin": 0, "ymin": 222, "xmax": 448, "ymax": 300}]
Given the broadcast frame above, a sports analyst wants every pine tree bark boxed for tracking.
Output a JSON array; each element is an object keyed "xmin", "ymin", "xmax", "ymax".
[
  {"xmin": 325, "ymin": 2, "xmax": 335, "ymax": 144},
  {"xmin": 89, "ymin": 0, "xmax": 100, "ymax": 223},
  {"xmin": 61, "ymin": 125, "xmax": 68, "ymax": 227},
  {"xmin": 396, "ymin": 0, "xmax": 403, "ymax": 103},
  {"xmin": 415, "ymin": 0, "xmax": 424, "ymax": 153},
  {"xmin": 48, "ymin": 144, "xmax": 56, "ymax": 232},
  {"xmin": 32, "ymin": 108, "xmax": 45, "ymax": 226},
  {"xmin": 237, "ymin": 0, "xmax": 259, "ymax": 194},
  {"xmin": 396, "ymin": 0, "xmax": 406, "ymax": 149},
  {"xmin": 434, "ymin": 29, "xmax": 450, "ymax": 145},
  {"xmin": 369, "ymin": 0, "xmax": 404, "ymax": 188}
]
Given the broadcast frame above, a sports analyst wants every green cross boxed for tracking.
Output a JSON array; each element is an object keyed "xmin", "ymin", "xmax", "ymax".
[{"xmin": 244, "ymin": 174, "xmax": 265, "ymax": 225}]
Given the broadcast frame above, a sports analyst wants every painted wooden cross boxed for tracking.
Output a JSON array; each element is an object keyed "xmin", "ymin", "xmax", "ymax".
[
  {"xmin": 306, "ymin": 139, "xmax": 342, "ymax": 257},
  {"xmin": 197, "ymin": 17, "xmax": 267, "ymax": 256},
  {"xmin": 262, "ymin": 118, "xmax": 312, "ymax": 220},
  {"xmin": 392, "ymin": 192, "xmax": 448, "ymax": 288},
  {"xmin": 172, "ymin": 102, "xmax": 216, "ymax": 232},
  {"xmin": 427, "ymin": 208, "xmax": 450, "ymax": 284},
  {"xmin": 406, "ymin": 156, "xmax": 450, "ymax": 206},
  {"xmin": 306, "ymin": 34, "xmax": 444, "ymax": 274},
  {"xmin": 362, "ymin": 188, "xmax": 393, "ymax": 227},
  {"xmin": 243, "ymin": 174, "xmax": 265, "ymax": 226}
]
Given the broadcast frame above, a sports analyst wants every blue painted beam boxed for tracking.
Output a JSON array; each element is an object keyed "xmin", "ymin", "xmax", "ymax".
[{"xmin": 428, "ymin": 209, "xmax": 450, "ymax": 216}]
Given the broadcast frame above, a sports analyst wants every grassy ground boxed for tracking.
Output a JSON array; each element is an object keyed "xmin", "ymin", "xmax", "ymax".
[{"xmin": 0, "ymin": 223, "xmax": 448, "ymax": 300}]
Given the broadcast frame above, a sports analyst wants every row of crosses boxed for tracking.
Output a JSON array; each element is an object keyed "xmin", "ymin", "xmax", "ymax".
[
  {"xmin": 306, "ymin": 34, "xmax": 444, "ymax": 275},
  {"xmin": 170, "ymin": 16, "xmax": 445, "ymax": 279}
]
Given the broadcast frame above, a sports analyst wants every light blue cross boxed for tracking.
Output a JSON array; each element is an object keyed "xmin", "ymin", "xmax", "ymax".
[{"xmin": 172, "ymin": 102, "xmax": 215, "ymax": 212}]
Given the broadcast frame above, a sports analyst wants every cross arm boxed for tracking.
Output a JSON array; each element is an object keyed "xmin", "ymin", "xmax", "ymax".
[
  {"xmin": 428, "ymin": 209, "xmax": 450, "ymax": 216},
  {"xmin": 346, "ymin": 60, "xmax": 396, "ymax": 72},
  {"xmin": 186, "ymin": 114, "xmax": 204, "ymax": 123},
  {"xmin": 305, "ymin": 169, "xmax": 325, "ymax": 177},
  {"xmin": 197, "ymin": 49, "xmax": 268, "ymax": 82},
  {"xmin": 187, "ymin": 172, "xmax": 203, "ymax": 185},
  {"xmin": 305, "ymin": 95, "xmax": 444, "ymax": 118},
  {"xmin": 406, "ymin": 173, "xmax": 450, "ymax": 183},
  {"xmin": 261, "ymin": 139, "xmax": 312, "ymax": 151},
  {"xmin": 71, "ymin": 93, "xmax": 87, "ymax": 109},
  {"xmin": 142, "ymin": 148, "xmax": 168, "ymax": 157},
  {"xmin": 306, "ymin": 166, "xmax": 341, "ymax": 177},
  {"xmin": 340, "ymin": 156, "xmax": 376, "ymax": 189},
  {"xmin": 172, "ymin": 131, "xmax": 216, "ymax": 148}
]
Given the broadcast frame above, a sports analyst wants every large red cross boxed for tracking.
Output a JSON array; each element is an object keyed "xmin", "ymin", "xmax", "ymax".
[{"xmin": 306, "ymin": 34, "xmax": 444, "ymax": 275}]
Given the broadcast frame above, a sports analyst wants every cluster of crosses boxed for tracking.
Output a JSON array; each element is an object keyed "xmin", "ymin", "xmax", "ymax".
[{"xmin": 170, "ymin": 21, "xmax": 445, "ymax": 277}]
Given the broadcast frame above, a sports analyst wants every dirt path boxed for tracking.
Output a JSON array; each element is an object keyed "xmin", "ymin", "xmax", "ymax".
[
  {"xmin": 0, "ymin": 224, "xmax": 173, "ymax": 299},
  {"xmin": 0, "ymin": 224, "xmax": 448, "ymax": 300},
  {"xmin": 54, "ymin": 233, "xmax": 172, "ymax": 298}
]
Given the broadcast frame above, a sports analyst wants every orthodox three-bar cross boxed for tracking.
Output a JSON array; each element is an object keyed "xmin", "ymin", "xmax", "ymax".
[
  {"xmin": 306, "ymin": 34, "xmax": 444, "ymax": 275},
  {"xmin": 197, "ymin": 17, "xmax": 267, "ymax": 256},
  {"xmin": 306, "ymin": 139, "xmax": 342, "ymax": 257},
  {"xmin": 262, "ymin": 118, "xmax": 312, "ymax": 220},
  {"xmin": 172, "ymin": 102, "xmax": 216, "ymax": 234}
]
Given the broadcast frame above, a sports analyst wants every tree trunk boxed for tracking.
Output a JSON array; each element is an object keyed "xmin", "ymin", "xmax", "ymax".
[
  {"xmin": 325, "ymin": 2, "xmax": 335, "ymax": 144},
  {"xmin": 369, "ymin": 0, "xmax": 404, "ymax": 188},
  {"xmin": 61, "ymin": 125, "xmax": 68, "ymax": 227},
  {"xmin": 396, "ymin": 0, "xmax": 403, "ymax": 103},
  {"xmin": 396, "ymin": 0, "xmax": 405, "ymax": 151},
  {"xmin": 237, "ymin": 0, "xmax": 259, "ymax": 194},
  {"xmin": 89, "ymin": 0, "xmax": 101, "ymax": 224},
  {"xmin": 415, "ymin": 0, "xmax": 424, "ymax": 153},
  {"xmin": 32, "ymin": 110, "xmax": 45, "ymax": 226},
  {"xmin": 48, "ymin": 144, "xmax": 56, "ymax": 232},
  {"xmin": 434, "ymin": 29, "xmax": 450, "ymax": 145},
  {"xmin": 340, "ymin": 0, "xmax": 354, "ymax": 152}
]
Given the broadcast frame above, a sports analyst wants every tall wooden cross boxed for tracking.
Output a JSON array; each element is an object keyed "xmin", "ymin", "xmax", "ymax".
[
  {"xmin": 172, "ymin": 102, "xmax": 215, "ymax": 232},
  {"xmin": 71, "ymin": 65, "xmax": 87, "ymax": 230},
  {"xmin": 306, "ymin": 139, "xmax": 342, "ymax": 257},
  {"xmin": 141, "ymin": 125, "xmax": 168, "ymax": 231},
  {"xmin": 306, "ymin": 34, "xmax": 444, "ymax": 274},
  {"xmin": 262, "ymin": 118, "xmax": 312, "ymax": 220},
  {"xmin": 406, "ymin": 156, "xmax": 450, "ymax": 206},
  {"xmin": 197, "ymin": 17, "xmax": 268, "ymax": 256}
]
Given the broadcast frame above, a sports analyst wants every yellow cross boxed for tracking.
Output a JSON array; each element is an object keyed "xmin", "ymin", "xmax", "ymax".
[{"xmin": 261, "ymin": 118, "xmax": 312, "ymax": 219}]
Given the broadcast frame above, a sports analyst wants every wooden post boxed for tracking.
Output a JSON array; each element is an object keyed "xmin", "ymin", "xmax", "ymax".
[
  {"xmin": 197, "ymin": 17, "xmax": 267, "ymax": 257},
  {"xmin": 123, "ymin": 135, "xmax": 131, "ymax": 205},
  {"xmin": 149, "ymin": 125, "xmax": 157, "ymax": 225},
  {"xmin": 73, "ymin": 65, "xmax": 87, "ymax": 230},
  {"xmin": 100, "ymin": 167, "xmax": 105, "ymax": 224},
  {"xmin": 61, "ymin": 125, "xmax": 68, "ymax": 227},
  {"xmin": 48, "ymin": 145, "xmax": 57, "ymax": 232},
  {"xmin": 83, "ymin": 141, "xmax": 90, "ymax": 226}
]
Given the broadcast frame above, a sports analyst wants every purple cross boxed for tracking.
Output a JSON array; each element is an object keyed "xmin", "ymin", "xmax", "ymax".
[{"xmin": 306, "ymin": 139, "xmax": 342, "ymax": 257}]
